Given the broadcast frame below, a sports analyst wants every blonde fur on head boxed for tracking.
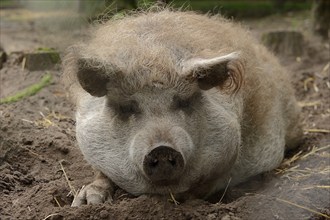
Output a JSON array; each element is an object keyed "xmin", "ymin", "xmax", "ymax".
[{"xmin": 63, "ymin": 7, "xmax": 254, "ymax": 102}]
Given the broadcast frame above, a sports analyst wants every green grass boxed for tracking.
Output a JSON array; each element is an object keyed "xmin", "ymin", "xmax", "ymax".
[
  {"xmin": 0, "ymin": 73, "xmax": 52, "ymax": 104},
  {"xmin": 0, "ymin": 0, "xmax": 21, "ymax": 8},
  {"xmin": 171, "ymin": 1, "xmax": 312, "ymax": 18},
  {"xmin": 83, "ymin": 0, "xmax": 312, "ymax": 21},
  {"xmin": 37, "ymin": 48, "xmax": 61, "ymax": 64}
]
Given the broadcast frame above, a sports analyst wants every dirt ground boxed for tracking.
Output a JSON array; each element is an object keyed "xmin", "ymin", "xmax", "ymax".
[{"xmin": 0, "ymin": 8, "xmax": 329, "ymax": 220}]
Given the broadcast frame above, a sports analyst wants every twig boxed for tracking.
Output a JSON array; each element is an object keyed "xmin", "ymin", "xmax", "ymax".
[
  {"xmin": 245, "ymin": 193, "xmax": 330, "ymax": 219},
  {"xmin": 276, "ymin": 198, "xmax": 330, "ymax": 218},
  {"xmin": 280, "ymin": 166, "xmax": 329, "ymax": 180},
  {"xmin": 301, "ymin": 145, "xmax": 330, "ymax": 159},
  {"xmin": 21, "ymin": 119, "xmax": 34, "ymax": 124},
  {"xmin": 321, "ymin": 62, "xmax": 330, "ymax": 75},
  {"xmin": 59, "ymin": 160, "xmax": 77, "ymax": 197},
  {"xmin": 303, "ymin": 77, "xmax": 314, "ymax": 91},
  {"xmin": 280, "ymin": 150, "xmax": 303, "ymax": 167},
  {"xmin": 304, "ymin": 129, "xmax": 330, "ymax": 134},
  {"xmin": 42, "ymin": 213, "xmax": 61, "ymax": 220},
  {"xmin": 53, "ymin": 196, "xmax": 62, "ymax": 207},
  {"xmin": 21, "ymin": 57, "xmax": 26, "ymax": 70},
  {"xmin": 277, "ymin": 145, "xmax": 330, "ymax": 175},
  {"xmin": 302, "ymin": 185, "xmax": 330, "ymax": 190},
  {"xmin": 219, "ymin": 177, "xmax": 232, "ymax": 203},
  {"xmin": 313, "ymin": 83, "xmax": 319, "ymax": 93},
  {"xmin": 168, "ymin": 189, "xmax": 180, "ymax": 205},
  {"xmin": 298, "ymin": 101, "xmax": 321, "ymax": 108}
]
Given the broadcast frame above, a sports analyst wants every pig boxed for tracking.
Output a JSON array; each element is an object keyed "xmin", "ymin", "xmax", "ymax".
[{"xmin": 63, "ymin": 8, "xmax": 302, "ymax": 206}]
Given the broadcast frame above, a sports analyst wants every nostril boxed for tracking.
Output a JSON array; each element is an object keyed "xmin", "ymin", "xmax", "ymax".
[
  {"xmin": 168, "ymin": 158, "xmax": 176, "ymax": 166},
  {"xmin": 149, "ymin": 158, "xmax": 158, "ymax": 167}
]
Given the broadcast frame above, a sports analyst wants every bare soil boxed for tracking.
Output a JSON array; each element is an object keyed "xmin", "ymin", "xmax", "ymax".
[{"xmin": 0, "ymin": 8, "xmax": 329, "ymax": 220}]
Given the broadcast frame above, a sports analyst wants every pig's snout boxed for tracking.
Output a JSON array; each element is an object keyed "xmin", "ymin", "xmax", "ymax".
[{"xmin": 143, "ymin": 146, "xmax": 184, "ymax": 185}]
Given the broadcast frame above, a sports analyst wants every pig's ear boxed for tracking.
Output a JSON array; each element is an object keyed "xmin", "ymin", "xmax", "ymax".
[
  {"xmin": 76, "ymin": 58, "xmax": 110, "ymax": 97},
  {"xmin": 181, "ymin": 52, "xmax": 244, "ymax": 93}
]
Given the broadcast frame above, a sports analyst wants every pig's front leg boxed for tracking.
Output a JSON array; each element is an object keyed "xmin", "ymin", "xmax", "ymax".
[{"xmin": 71, "ymin": 171, "xmax": 115, "ymax": 207}]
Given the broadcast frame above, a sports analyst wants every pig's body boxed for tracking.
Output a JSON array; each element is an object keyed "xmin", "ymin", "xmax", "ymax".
[{"xmin": 64, "ymin": 9, "xmax": 301, "ymax": 205}]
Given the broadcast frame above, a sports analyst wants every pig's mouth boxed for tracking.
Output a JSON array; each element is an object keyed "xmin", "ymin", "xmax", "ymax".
[{"xmin": 150, "ymin": 178, "xmax": 179, "ymax": 187}]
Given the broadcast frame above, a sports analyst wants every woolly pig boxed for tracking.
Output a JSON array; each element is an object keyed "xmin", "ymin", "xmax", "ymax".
[{"xmin": 63, "ymin": 9, "xmax": 302, "ymax": 206}]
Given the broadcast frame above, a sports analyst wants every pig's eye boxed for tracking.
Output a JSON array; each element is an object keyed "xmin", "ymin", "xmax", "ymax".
[
  {"xmin": 119, "ymin": 104, "xmax": 137, "ymax": 114},
  {"xmin": 172, "ymin": 93, "xmax": 201, "ymax": 112},
  {"xmin": 114, "ymin": 100, "xmax": 140, "ymax": 118},
  {"xmin": 176, "ymin": 99, "xmax": 191, "ymax": 109},
  {"xmin": 173, "ymin": 96, "xmax": 191, "ymax": 110}
]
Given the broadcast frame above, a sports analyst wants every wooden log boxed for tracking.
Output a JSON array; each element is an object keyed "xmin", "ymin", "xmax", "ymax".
[
  {"xmin": 0, "ymin": 50, "xmax": 7, "ymax": 69},
  {"xmin": 261, "ymin": 31, "xmax": 304, "ymax": 57},
  {"xmin": 23, "ymin": 49, "xmax": 60, "ymax": 71},
  {"xmin": 312, "ymin": 0, "xmax": 330, "ymax": 40}
]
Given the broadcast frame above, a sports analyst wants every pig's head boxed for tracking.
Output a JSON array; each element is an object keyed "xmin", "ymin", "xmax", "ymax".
[{"xmin": 72, "ymin": 44, "xmax": 244, "ymax": 196}]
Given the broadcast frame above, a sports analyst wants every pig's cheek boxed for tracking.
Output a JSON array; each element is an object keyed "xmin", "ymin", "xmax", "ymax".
[{"xmin": 197, "ymin": 119, "xmax": 241, "ymax": 175}]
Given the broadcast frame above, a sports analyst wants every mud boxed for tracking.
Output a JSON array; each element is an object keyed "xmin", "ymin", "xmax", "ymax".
[{"xmin": 0, "ymin": 8, "xmax": 329, "ymax": 220}]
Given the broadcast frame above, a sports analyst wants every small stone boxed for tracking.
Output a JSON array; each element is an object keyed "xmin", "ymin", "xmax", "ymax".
[
  {"xmin": 13, "ymin": 171, "xmax": 21, "ymax": 177},
  {"xmin": 207, "ymin": 213, "xmax": 217, "ymax": 220},
  {"xmin": 56, "ymin": 146, "xmax": 70, "ymax": 154},
  {"xmin": 20, "ymin": 174, "xmax": 34, "ymax": 185},
  {"xmin": 221, "ymin": 214, "xmax": 231, "ymax": 220},
  {"xmin": 99, "ymin": 210, "xmax": 109, "ymax": 219},
  {"xmin": 22, "ymin": 138, "xmax": 33, "ymax": 145}
]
